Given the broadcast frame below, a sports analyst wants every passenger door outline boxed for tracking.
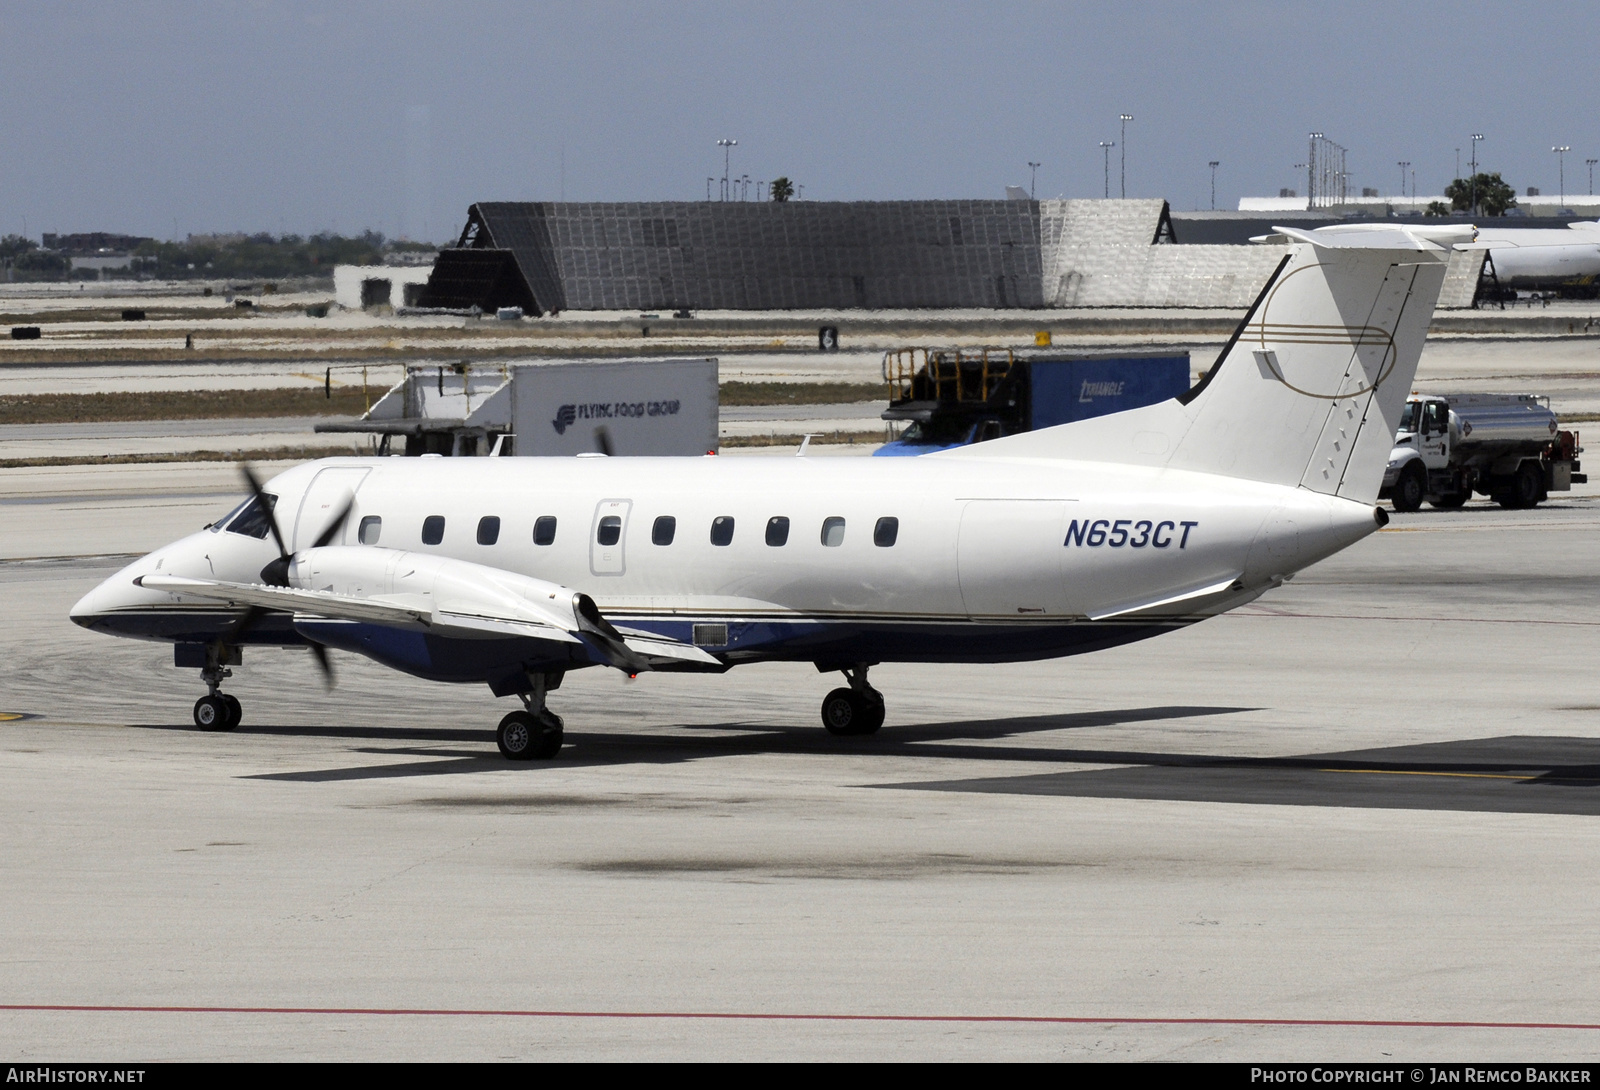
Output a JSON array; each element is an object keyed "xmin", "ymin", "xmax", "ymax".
[{"xmin": 589, "ymin": 499, "xmax": 632, "ymax": 576}]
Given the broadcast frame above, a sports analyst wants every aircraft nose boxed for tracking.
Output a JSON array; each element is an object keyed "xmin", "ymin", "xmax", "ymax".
[{"xmin": 70, "ymin": 571, "xmax": 142, "ymax": 630}]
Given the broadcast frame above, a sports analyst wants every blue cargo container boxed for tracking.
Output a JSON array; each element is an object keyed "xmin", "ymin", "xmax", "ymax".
[{"xmin": 875, "ymin": 351, "xmax": 1190, "ymax": 456}]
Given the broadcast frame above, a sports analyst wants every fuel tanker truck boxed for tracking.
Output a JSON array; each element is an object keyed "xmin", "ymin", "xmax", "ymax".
[{"xmin": 1381, "ymin": 393, "xmax": 1585, "ymax": 511}]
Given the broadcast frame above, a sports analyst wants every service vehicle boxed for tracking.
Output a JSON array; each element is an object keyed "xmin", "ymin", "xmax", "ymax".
[
  {"xmin": 873, "ymin": 348, "xmax": 1190, "ymax": 456},
  {"xmin": 1382, "ymin": 392, "xmax": 1584, "ymax": 510}
]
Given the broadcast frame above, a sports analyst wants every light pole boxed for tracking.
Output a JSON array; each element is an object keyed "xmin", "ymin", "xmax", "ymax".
[
  {"xmin": 706, "ymin": 177, "xmax": 714, "ymax": 201},
  {"xmin": 1588, "ymin": 159, "xmax": 1598, "ymax": 196},
  {"xmin": 1028, "ymin": 161, "xmax": 1041, "ymax": 200},
  {"xmin": 1118, "ymin": 114, "xmax": 1133, "ymax": 198},
  {"xmin": 1398, "ymin": 161, "xmax": 1410, "ymax": 200},
  {"xmin": 1553, "ymin": 146, "xmax": 1571, "ymax": 205},
  {"xmin": 1469, "ymin": 133, "xmax": 1484, "ymax": 214},
  {"xmin": 1308, "ymin": 133, "xmax": 1322, "ymax": 207},
  {"xmin": 1208, "ymin": 161, "xmax": 1219, "ymax": 210},
  {"xmin": 716, "ymin": 138, "xmax": 737, "ymax": 201},
  {"xmin": 1099, "ymin": 142, "xmax": 1114, "ymax": 199}
]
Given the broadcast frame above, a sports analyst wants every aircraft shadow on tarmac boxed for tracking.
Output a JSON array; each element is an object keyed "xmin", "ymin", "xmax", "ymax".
[
  {"xmin": 887, "ymin": 734, "xmax": 1600, "ymax": 816},
  {"xmin": 121, "ymin": 711, "xmax": 1600, "ymax": 814},
  {"xmin": 161, "ymin": 704, "xmax": 1246, "ymax": 784}
]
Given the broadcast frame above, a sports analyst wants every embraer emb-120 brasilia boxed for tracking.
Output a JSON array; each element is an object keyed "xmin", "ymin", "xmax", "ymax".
[{"xmin": 72, "ymin": 223, "xmax": 1473, "ymax": 759}]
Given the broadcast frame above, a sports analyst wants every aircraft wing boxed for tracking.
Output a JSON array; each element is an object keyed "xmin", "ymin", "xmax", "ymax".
[{"xmin": 135, "ymin": 574, "xmax": 581, "ymax": 643}]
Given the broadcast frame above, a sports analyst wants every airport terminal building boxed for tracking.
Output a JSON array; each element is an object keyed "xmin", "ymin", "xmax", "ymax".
[{"xmin": 418, "ymin": 198, "xmax": 1485, "ymax": 315}]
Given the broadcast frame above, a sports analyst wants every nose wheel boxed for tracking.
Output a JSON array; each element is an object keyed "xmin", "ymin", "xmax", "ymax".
[
  {"xmin": 193, "ymin": 655, "xmax": 242, "ymax": 731},
  {"xmin": 194, "ymin": 693, "xmax": 241, "ymax": 731},
  {"xmin": 821, "ymin": 664, "xmax": 885, "ymax": 736}
]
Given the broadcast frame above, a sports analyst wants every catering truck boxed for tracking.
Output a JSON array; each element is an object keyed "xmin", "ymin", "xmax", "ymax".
[
  {"xmin": 873, "ymin": 347, "xmax": 1191, "ymax": 456},
  {"xmin": 316, "ymin": 357, "xmax": 719, "ymax": 457},
  {"xmin": 1381, "ymin": 393, "xmax": 1585, "ymax": 511}
]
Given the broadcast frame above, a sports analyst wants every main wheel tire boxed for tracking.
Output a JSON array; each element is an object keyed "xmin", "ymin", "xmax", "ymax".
[
  {"xmin": 498, "ymin": 710, "xmax": 563, "ymax": 760},
  {"xmin": 856, "ymin": 692, "xmax": 886, "ymax": 735},
  {"xmin": 821, "ymin": 687, "xmax": 863, "ymax": 736},
  {"xmin": 1391, "ymin": 464, "xmax": 1425, "ymax": 512},
  {"xmin": 221, "ymin": 694, "xmax": 242, "ymax": 731},
  {"xmin": 1512, "ymin": 463, "xmax": 1543, "ymax": 508},
  {"xmin": 531, "ymin": 710, "xmax": 564, "ymax": 758},
  {"xmin": 194, "ymin": 695, "xmax": 230, "ymax": 731},
  {"xmin": 1430, "ymin": 490, "xmax": 1468, "ymax": 509}
]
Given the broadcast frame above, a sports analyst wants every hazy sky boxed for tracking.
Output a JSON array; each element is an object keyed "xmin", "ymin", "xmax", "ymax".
[{"xmin": 3, "ymin": 1, "xmax": 1597, "ymax": 242}]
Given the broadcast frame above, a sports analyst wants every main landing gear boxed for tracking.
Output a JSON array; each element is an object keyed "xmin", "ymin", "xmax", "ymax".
[
  {"xmin": 497, "ymin": 671, "xmax": 565, "ymax": 760},
  {"xmin": 193, "ymin": 649, "xmax": 242, "ymax": 732},
  {"xmin": 821, "ymin": 664, "xmax": 885, "ymax": 737}
]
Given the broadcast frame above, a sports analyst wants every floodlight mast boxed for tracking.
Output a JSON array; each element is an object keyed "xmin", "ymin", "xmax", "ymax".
[
  {"xmin": 1119, "ymin": 114, "xmax": 1133, "ymax": 198},
  {"xmin": 1588, "ymin": 159, "xmax": 1598, "ymax": 197},
  {"xmin": 1028, "ymin": 161, "xmax": 1041, "ymax": 200},
  {"xmin": 717, "ymin": 139, "xmax": 738, "ymax": 201},
  {"xmin": 1208, "ymin": 161, "xmax": 1219, "ymax": 210},
  {"xmin": 1099, "ymin": 142, "xmax": 1114, "ymax": 199},
  {"xmin": 1553, "ymin": 146, "xmax": 1571, "ymax": 205},
  {"xmin": 1469, "ymin": 134, "xmax": 1484, "ymax": 214}
]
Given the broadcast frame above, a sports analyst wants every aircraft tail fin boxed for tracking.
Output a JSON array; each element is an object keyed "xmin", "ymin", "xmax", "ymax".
[{"xmin": 952, "ymin": 223, "xmax": 1470, "ymax": 503}]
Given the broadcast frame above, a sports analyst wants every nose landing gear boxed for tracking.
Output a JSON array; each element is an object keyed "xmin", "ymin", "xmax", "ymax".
[
  {"xmin": 821, "ymin": 663, "xmax": 884, "ymax": 736},
  {"xmin": 194, "ymin": 653, "xmax": 242, "ymax": 731}
]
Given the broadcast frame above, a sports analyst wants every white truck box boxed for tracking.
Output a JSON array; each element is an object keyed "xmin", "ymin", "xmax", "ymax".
[{"xmin": 508, "ymin": 357, "xmax": 718, "ymax": 456}]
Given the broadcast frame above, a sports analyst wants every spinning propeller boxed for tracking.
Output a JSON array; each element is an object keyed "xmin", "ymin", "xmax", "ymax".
[{"xmin": 211, "ymin": 465, "xmax": 356, "ymax": 688}]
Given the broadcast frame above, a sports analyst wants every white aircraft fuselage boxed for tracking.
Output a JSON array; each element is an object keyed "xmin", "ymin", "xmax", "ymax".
[
  {"xmin": 72, "ymin": 452, "xmax": 1379, "ymax": 678},
  {"xmin": 1476, "ymin": 221, "xmax": 1600, "ymax": 286}
]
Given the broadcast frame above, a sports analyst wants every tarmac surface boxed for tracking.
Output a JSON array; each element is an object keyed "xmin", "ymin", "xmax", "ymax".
[{"xmin": 2, "ymin": 460, "xmax": 1600, "ymax": 1059}]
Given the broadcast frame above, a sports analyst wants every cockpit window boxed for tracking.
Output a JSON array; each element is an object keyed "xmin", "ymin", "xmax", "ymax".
[
  {"xmin": 209, "ymin": 498, "xmax": 250, "ymax": 532},
  {"xmin": 224, "ymin": 493, "xmax": 278, "ymax": 539}
]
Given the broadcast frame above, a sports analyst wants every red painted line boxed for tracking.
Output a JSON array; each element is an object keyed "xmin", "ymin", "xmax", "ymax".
[
  {"xmin": 1228, "ymin": 610, "xmax": 1600, "ymax": 628},
  {"xmin": 2, "ymin": 1004, "xmax": 1599, "ymax": 1030}
]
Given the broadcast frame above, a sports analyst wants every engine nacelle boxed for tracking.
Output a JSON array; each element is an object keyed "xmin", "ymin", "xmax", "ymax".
[{"xmin": 286, "ymin": 545, "xmax": 585, "ymax": 636}]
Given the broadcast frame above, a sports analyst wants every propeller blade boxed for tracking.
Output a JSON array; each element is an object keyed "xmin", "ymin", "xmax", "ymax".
[
  {"xmin": 593, "ymin": 426, "xmax": 614, "ymax": 457},
  {"xmin": 311, "ymin": 492, "xmax": 357, "ymax": 550},
  {"xmin": 308, "ymin": 642, "xmax": 336, "ymax": 689},
  {"xmin": 218, "ymin": 604, "xmax": 264, "ymax": 647},
  {"xmin": 239, "ymin": 464, "xmax": 289, "ymax": 559}
]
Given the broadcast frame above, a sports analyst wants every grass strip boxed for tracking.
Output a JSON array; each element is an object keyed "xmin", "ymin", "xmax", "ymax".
[
  {"xmin": 0, "ymin": 445, "xmax": 372, "ymax": 470},
  {"xmin": 0, "ymin": 382, "xmax": 886, "ymax": 424},
  {"xmin": 720, "ymin": 431, "xmax": 884, "ymax": 448},
  {"xmin": 0, "ymin": 387, "xmax": 376, "ymax": 424},
  {"xmin": 719, "ymin": 381, "xmax": 885, "ymax": 405}
]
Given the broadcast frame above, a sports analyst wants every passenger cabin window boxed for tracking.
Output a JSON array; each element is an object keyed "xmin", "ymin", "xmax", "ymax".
[
  {"xmin": 597, "ymin": 515, "xmax": 622, "ymax": 546},
  {"xmin": 874, "ymin": 517, "xmax": 899, "ymax": 547},
  {"xmin": 533, "ymin": 516, "xmax": 557, "ymax": 546},
  {"xmin": 710, "ymin": 516, "xmax": 735, "ymax": 546},
  {"xmin": 358, "ymin": 516, "xmax": 382, "ymax": 545},
  {"xmin": 652, "ymin": 516, "xmax": 676, "ymax": 545},
  {"xmin": 477, "ymin": 516, "xmax": 500, "ymax": 545},
  {"xmin": 821, "ymin": 517, "xmax": 846, "ymax": 547},
  {"xmin": 421, "ymin": 515, "xmax": 445, "ymax": 545},
  {"xmin": 225, "ymin": 493, "xmax": 277, "ymax": 539},
  {"xmin": 765, "ymin": 516, "xmax": 790, "ymax": 546}
]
